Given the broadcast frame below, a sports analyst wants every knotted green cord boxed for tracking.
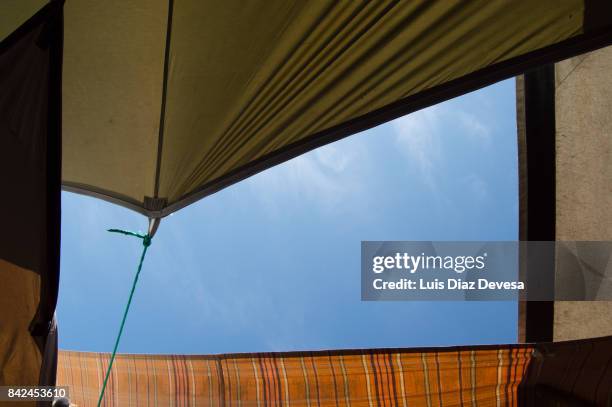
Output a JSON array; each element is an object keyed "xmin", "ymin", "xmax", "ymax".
[{"xmin": 97, "ymin": 229, "xmax": 152, "ymax": 407}]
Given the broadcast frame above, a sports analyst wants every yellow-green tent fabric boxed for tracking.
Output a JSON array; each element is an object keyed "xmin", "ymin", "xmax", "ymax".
[{"xmin": 2, "ymin": 0, "xmax": 611, "ymax": 218}]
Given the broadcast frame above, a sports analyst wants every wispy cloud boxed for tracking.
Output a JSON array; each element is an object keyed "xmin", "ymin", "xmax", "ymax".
[
  {"xmin": 462, "ymin": 173, "xmax": 489, "ymax": 203},
  {"xmin": 391, "ymin": 105, "xmax": 443, "ymax": 188},
  {"xmin": 455, "ymin": 111, "xmax": 491, "ymax": 143},
  {"xmin": 245, "ymin": 140, "xmax": 370, "ymax": 215},
  {"xmin": 390, "ymin": 104, "xmax": 492, "ymax": 188}
]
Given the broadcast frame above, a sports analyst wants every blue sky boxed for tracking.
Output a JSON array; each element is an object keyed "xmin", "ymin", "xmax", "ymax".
[{"xmin": 58, "ymin": 79, "xmax": 518, "ymax": 355}]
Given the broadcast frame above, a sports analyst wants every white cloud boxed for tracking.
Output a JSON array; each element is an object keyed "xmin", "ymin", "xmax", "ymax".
[
  {"xmin": 390, "ymin": 104, "xmax": 491, "ymax": 188},
  {"xmin": 242, "ymin": 100, "xmax": 492, "ymax": 214},
  {"xmin": 391, "ymin": 105, "xmax": 443, "ymax": 187},
  {"xmin": 245, "ymin": 140, "xmax": 369, "ymax": 214},
  {"xmin": 462, "ymin": 174, "xmax": 489, "ymax": 203},
  {"xmin": 456, "ymin": 111, "xmax": 490, "ymax": 142}
]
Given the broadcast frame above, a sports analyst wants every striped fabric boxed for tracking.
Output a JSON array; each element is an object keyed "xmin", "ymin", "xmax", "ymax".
[
  {"xmin": 57, "ymin": 345, "xmax": 534, "ymax": 406},
  {"xmin": 57, "ymin": 336, "xmax": 612, "ymax": 406}
]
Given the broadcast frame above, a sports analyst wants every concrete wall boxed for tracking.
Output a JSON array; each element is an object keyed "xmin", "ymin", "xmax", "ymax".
[{"xmin": 554, "ymin": 46, "xmax": 612, "ymax": 341}]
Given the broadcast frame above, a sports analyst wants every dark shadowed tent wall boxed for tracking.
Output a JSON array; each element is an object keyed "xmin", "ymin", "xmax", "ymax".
[{"xmin": 0, "ymin": 1, "xmax": 62, "ymax": 400}]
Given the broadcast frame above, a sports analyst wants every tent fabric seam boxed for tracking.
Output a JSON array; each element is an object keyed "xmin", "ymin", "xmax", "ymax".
[
  {"xmin": 153, "ymin": 0, "xmax": 174, "ymax": 199},
  {"xmin": 62, "ymin": 182, "xmax": 154, "ymax": 217}
]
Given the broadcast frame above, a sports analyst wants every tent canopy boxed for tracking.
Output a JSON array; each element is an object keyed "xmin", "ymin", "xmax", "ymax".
[{"xmin": 2, "ymin": 0, "xmax": 612, "ymax": 218}]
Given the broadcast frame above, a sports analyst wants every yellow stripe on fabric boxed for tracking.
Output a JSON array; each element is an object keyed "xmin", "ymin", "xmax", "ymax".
[
  {"xmin": 470, "ymin": 350, "xmax": 477, "ymax": 407},
  {"xmin": 395, "ymin": 354, "xmax": 407, "ymax": 407},
  {"xmin": 339, "ymin": 355, "xmax": 351, "ymax": 407},
  {"xmin": 207, "ymin": 359, "xmax": 213, "ymax": 407},
  {"xmin": 361, "ymin": 353, "xmax": 374, "ymax": 407},
  {"xmin": 421, "ymin": 353, "xmax": 432, "ymax": 407},
  {"xmin": 300, "ymin": 357, "xmax": 311, "ymax": 407},
  {"xmin": 251, "ymin": 357, "xmax": 261, "ymax": 407},
  {"xmin": 127, "ymin": 355, "xmax": 133, "ymax": 406},
  {"xmin": 166, "ymin": 358, "xmax": 174, "ymax": 407},
  {"xmin": 187, "ymin": 358, "xmax": 196, "ymax": 407},
  {"xmin": 78, "ymin": 352, "xmax": 88, "ymax": 405},
  {"xmin": 496, "ymin": 349, "xmax": 504, "ymax": 407},
  {"xmin": 279, "ymin": 357, "xmax": 290, "ymax": 405},
  {"xmin": 232, "ymin": 358, "xmax": 241, "ymax": 407},
  {"xmin": 112, "ymin": 355, "xmax": 118, "ymax": 406},
  {"xmin": 152, "ymin": 356, "xmax": 159, "ymax": 407}
]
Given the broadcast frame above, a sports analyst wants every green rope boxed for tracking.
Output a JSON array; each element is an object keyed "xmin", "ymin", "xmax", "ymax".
[{"xmin": 97, "ymin": 229, "xmax": 152, "ymax": 407}]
